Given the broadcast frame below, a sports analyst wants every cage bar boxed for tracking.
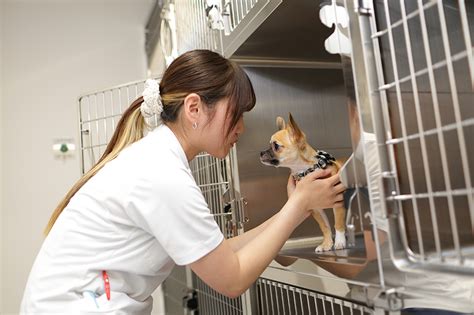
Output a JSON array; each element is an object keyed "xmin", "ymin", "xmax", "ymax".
[
  {"xmin": 256, "ymin": 278, "xmax": 374, "ymax": 315},
  {"xmin": 194, "ymin": 275, "xmax": 244, "ymax": 314}
]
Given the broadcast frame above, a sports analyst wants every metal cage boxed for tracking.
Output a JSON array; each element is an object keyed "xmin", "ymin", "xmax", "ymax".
[
  {"xmin": 78, "ymin": 80, "xmax": 146, "ymax": 173},
  {"xmin": 354, "ymin": 0, "xmax": 474, "ymax": 274},
  {"xmin": 219, "ymin": 0, "xmax": 281, "ymax": 57},
  {"xmin": 171, "ymin": 0, "xmax": 282, "ymax": 58},
  {"xmin": 188, "ymin": 148, "xmax": 252, "ymax": 314},
  {"xmin": 256, "ymin": 278, "xmax": 374, "ymax": 315},
  {"xmin": 194, "ymin": 274, "xmax": 245, "ymax": 315},
  {"xmin": 174, "ymin": 0, "xmax": 223, "ymax": 54},
  {"xmin": 189, "ymin": 149, "xmax": 245, "ymax": 239}
]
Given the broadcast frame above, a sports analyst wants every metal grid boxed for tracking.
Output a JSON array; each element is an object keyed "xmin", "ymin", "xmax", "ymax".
[
  {"xmin": 78, "ymin": 80, "xmax": 146, "ymax": 173},
  {"xmin": 162, "ymin": 267, "xmax": 191, "ymax": 314},
  {"xmin": 188, "ymin": 149, "xmax": 249, "ymax": 313},
  {"xmin": 194, "ymin": 274, "xmax": 244, "ymax": 315},
  {"xmin": 189, "ymin": 151, "xmax": 238, "ymax": 238},
  {"xmin": 172, "ymin": 0, "xmax": 280, "ymax": 58},
  {"xmin": 256, "ymin": 278, "xmax": 374, "ymax": 315},
  {"xmin": 221, "ymin": 0, "xmax": 280, "ymax": 57},
  {"xmin": 366, "ymin": 0, "xmax": 474, "ymax": 272},
  {"xmin": 174, "ymin": 0, "xmax": 223, "ymax": 55},
  {"xmin": 225, "ymin": 0, "xmax": 261, "ymax": 34}
]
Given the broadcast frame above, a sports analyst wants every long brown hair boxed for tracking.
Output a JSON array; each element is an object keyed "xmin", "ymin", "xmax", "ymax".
[{"xmin": 44, "ymin": 49, "xmax": 256, "ymax": 235}]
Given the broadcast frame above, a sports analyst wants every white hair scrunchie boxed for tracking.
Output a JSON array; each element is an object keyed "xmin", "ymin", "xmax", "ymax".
[{"xmin": 141, "ymin": 79, "xmax": 163, "ymax": 129}]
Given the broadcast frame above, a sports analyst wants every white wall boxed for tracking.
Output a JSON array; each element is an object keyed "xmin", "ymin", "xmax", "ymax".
[{"xmin": 1, "ymin": 0, "xmax": 154, "ymax": 313}]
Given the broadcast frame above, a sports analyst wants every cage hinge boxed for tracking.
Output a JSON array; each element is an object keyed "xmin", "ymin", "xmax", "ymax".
[
  {"xmin": 381, "ymin": 171, "xmax": 400, "ymax": 219},
  {"xmin": 223, "ymin": 196, "xmax": 248, "ymax": 231},
  {"xmin": 234, "ymin": 197, "xmax": 249, "ymax": 228}
]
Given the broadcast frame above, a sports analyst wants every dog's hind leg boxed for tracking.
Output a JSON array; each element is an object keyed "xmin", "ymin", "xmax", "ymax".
[
  {"xmin": 311, "ymin": 209, "xmax": 333, "ymax": 252},
  {"xmin": 333, "ymin": 207, "xmax": 346, "ymax": 249}
]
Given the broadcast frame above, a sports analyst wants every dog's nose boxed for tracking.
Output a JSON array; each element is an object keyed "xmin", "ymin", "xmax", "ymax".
[{"xmin": 260, "ymin": 151, "xmax": 265, "ymax": 157}]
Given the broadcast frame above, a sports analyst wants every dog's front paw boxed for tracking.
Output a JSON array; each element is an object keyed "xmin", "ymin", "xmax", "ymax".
[
  {"xmin": 315, "ymin": 240, "xmax": 333, "ymax": 252},
  {"xmin": 334, "ymin": 230, "xmax": 346, "ymax": 250}
]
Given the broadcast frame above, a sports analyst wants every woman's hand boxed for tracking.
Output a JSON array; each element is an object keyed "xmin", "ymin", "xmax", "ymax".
[{"xmin": 290, "ymin": 169, "xmax": 346, "ymax": 213}]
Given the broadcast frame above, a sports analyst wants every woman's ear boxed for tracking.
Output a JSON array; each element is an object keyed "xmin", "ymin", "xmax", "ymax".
[{"xmin": 182, "ymin": 93, "xmax": 203, "ymax": 123}]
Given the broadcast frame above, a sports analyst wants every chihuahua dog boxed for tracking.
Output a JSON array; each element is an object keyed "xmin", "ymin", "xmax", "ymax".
[{"xmin": 260, "ymin": 113, "xmax": 346, "ymax": 252}]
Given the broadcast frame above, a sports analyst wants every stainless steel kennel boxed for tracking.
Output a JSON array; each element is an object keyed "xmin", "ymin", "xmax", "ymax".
[{"xmin": 78, "ymin": 0, "xmax": 474, "ymax": 313}]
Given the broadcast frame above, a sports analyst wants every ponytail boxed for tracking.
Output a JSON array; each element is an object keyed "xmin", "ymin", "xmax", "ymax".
[{"xmin": 44, "ymin": 97, "xmax": 146, "ymax": 235}]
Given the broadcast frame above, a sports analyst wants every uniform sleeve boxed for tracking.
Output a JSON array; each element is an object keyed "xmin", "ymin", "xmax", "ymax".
[{"xmin": 125, "ymin": 166, "xmax": 224, "ymax": 266}]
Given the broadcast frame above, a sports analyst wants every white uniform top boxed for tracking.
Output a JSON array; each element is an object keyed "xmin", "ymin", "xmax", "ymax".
[{"xmin": 21, "ymin": 125, "xmax": 224, "ymax": 314}]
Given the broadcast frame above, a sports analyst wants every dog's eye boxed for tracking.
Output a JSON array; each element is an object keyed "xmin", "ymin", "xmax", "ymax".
[{"xmin": 272, "ymin": 142, "xmax": 280, "ymax": 151}]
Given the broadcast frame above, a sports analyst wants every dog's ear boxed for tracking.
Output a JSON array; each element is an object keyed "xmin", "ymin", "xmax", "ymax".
[
  {"xmin": 288, "ymin": 113, "xmax": 306, "ymax": 147},
  {"xmin": 276, "ymin": 116, "xmax": 286, "ymax": 130}
]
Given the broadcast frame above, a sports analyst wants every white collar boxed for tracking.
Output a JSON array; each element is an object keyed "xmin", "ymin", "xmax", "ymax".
[{"xmin": 149, "ymin": 124, "xmax": 190, "ymax": 170}]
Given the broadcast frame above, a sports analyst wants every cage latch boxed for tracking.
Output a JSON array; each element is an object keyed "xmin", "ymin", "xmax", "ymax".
[
  {"xmin": 182, "ymin": 289, "xmax": 198, "ymax": 313},
  {"xmin": 373, "ymin": 288, "xmax": 404, "ymax": 311}
]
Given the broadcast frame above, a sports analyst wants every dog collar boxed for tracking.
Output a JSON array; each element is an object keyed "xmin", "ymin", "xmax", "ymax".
[{"xmin": 292, "ymin": 150, "xmax": 336, "ymax": 181}]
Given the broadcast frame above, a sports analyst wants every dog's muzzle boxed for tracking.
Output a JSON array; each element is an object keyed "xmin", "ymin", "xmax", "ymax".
[{"xmin": 260, "ymin": 149, "xmax": 279, "ymax": 166}]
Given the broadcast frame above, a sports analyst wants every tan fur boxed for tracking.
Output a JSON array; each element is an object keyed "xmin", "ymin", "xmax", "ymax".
[{"xmin": 260, "ymin": 113, "xmax": 347, "ymax": 252}]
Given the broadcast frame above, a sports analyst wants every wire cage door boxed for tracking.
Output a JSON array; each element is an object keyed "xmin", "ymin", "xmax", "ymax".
[
  {"xmin": 189, "ymin": 149, "xmax": 252, "ymax": 314},
  {"xmin": 78, "ymin": 80, "xmax": 146, "ymax": 173},
  {"xmin": 190, "ymin": 147, "xmax": 247, "ymax": 237},
  {"xmin": 358, "ymin": 0, "xmax": 474, "ymax": 275}
]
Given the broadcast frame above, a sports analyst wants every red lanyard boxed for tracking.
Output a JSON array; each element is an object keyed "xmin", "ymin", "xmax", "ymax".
[{"xmin": 102, "ymin": 270, "xmax": 111, "ymax": 300}]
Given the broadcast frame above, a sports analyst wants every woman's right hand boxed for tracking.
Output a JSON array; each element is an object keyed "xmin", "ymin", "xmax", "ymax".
[{"xmin": 290, "ymin": 169, "xmax": 345, "ymax": 213}]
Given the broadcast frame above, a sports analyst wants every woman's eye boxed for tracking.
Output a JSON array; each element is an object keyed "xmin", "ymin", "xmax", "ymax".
[{"xmin": 272, "ymin": 142, "xmax": 280, "ymax": 151}]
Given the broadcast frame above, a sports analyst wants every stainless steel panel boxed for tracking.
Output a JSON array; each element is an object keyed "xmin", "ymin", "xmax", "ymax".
[
  {"xmin": 231, "ymin": 0, "xmax": 341, "ymax": 64},
  {"xmin": 237, "ymin": 66, "xmax": 352, "ymax": 238}
]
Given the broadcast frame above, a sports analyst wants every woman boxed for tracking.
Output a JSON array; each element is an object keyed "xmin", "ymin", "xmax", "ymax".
[{"xmin": 21, "ymin": 49, "xmax": 345, "ymax": 314}]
